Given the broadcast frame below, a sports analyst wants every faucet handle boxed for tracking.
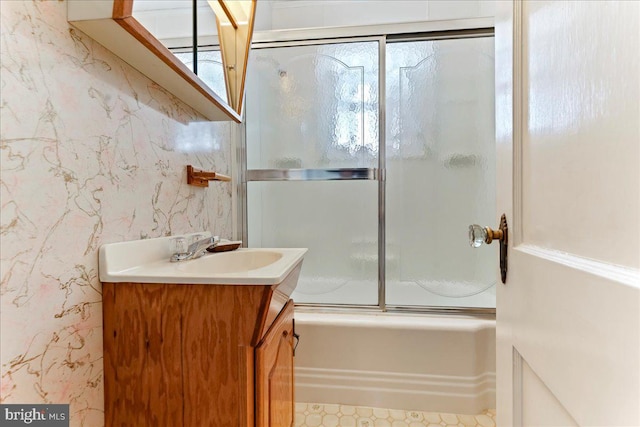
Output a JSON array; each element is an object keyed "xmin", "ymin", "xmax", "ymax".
[
  {"xmin": 171, "ymin": 237, "xmax": 188, "ymax": 254},
  {"xmin": 170, "ymin": 236, "xmax": 191, "ymax": 262},
  {"xmin": 170, "ymin": 234, "xmax": 219, "ymax": 262}
]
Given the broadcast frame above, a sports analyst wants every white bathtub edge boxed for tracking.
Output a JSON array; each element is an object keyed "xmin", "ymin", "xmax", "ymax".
[
  {"xmin": 294, "ymin": 311, "xmax": 496, "ymax": 414},
  {"xmin": 294, "ymin": 310, "xmax": 496, "ymax": 332}
]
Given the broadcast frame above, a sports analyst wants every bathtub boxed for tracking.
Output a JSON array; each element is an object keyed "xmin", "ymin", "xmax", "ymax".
[{"xmin": 293, "ymin": 311, "xmax": 496, "ymax": 414}]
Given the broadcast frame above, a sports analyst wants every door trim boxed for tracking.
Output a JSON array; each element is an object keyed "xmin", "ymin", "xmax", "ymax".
[{"xmin": 517, "ymin": 245, "xmax": 640, "ymax": 288}]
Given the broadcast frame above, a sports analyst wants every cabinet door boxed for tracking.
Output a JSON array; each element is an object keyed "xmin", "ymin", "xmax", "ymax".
[{"xmin": 256, "ymin": 300, "xmax": 295, "ymax": 427}]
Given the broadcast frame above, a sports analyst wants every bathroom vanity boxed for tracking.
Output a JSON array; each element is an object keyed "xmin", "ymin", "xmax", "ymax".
[{"xmin": 99, "ymin": 236, "xmax": 306, "ymax": 426}]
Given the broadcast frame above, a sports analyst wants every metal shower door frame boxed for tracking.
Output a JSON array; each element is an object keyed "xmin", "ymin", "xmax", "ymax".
[{"xmin": 238, "ymin": 20, "xmax": 496, "ymax": 316}]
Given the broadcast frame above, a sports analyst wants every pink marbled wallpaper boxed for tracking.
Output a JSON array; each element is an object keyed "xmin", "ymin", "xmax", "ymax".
[{"xmin": 0, "ymin": 1, "xmax": 236, "ymax": 425}]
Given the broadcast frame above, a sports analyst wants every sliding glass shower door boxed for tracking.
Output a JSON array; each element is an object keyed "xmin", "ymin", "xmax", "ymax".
[
  {"xmin": 385, "ymin": 36, "xmax": 496, "ymax": 309},
  {"xmin": 244, "ymin": 40, "xmax": 381, "ymax": 305},
  {"xmin": 244, "ymin": 31, "xmax": 496, "ymax": 310}
]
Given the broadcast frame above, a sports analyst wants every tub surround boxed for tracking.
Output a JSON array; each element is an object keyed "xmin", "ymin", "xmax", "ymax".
[{"xmin": 0, "ymin": 1, "xmax": 235, "ymax": 425}]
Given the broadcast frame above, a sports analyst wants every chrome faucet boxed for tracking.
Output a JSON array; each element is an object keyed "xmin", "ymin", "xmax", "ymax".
[{"xmin": 170, "ymin": 235, "xmax": 219, "ymax": 262}]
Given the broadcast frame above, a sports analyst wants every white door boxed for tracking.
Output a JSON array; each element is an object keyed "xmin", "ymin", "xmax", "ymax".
[{"xmin": 495, "ymin": 1, "xmax": 640, "ymax": 426}]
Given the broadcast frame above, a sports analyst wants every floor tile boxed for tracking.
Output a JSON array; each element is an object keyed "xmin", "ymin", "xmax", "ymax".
[{"xmin": 295, "ymin": 403, "xmax": 496, "ymax": 427}]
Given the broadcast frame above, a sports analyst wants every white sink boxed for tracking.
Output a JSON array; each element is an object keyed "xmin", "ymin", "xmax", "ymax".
[
  {"xmin": 176, "ymin": 250, "xmax": 283, "ymax": 275},
  {"xmin": 99, "ymin": 233, "xmax": 307, "ymax": 285}
]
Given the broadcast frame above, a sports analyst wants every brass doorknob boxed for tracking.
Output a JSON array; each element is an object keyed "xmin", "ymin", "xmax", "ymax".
[{"xmin": 468, "ymin": 214, "xmax": 509, "ymax": 284}]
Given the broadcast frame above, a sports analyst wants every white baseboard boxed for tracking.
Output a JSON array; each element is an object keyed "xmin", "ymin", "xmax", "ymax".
[{"xmin": 295, "ymin": 367, "xmax": 496, "ymax": 415}]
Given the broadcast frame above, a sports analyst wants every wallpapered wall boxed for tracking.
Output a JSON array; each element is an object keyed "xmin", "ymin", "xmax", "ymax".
[{"xmin": 0, "ymin": 1, "xmax": 236, "ymax": 425}]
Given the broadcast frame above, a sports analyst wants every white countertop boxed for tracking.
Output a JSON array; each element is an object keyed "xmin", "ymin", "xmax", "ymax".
[{"xmin": 99, "ymin": 233, "xmax": 307, "ymax": 285}]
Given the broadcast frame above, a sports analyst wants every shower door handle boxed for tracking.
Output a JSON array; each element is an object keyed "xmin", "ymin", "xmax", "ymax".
[{"xmin": 469, "ymin": 214, "xmax": 508, "ymax": 284}]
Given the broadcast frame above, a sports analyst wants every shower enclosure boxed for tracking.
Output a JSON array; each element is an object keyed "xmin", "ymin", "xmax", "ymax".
[{"xmin": 241, "ymin": 22, "xmax": 496, "ymax": 313}]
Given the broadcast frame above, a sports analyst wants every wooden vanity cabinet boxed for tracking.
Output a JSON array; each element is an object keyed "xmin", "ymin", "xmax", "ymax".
[
  {"xmin": 256, "ymin": 301, "xmax": 295, "ymax": 427},
  {"xmin": 102, "ymin": 265, "xmax": 300, "ymax": 427}
]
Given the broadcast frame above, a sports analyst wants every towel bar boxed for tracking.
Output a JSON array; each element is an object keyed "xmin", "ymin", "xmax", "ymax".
[{"xmin": 187, "ymin": 165, "xmax": 231, "ymax": 187}]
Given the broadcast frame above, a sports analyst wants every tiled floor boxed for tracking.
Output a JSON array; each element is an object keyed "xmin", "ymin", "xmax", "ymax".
[{"xmin": 295, "ymin": 403, "xmax": 496, "ymax": 427}]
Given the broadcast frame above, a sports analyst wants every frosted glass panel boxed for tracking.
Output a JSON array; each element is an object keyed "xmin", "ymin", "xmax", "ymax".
[
  {"xmin": 386, "ymin": 37, "xmax": 496, "ymax": 308},
  {"xmin": 245, "ymin": 42, "xmax": 379, "ymax": 169},
  {"xmin": 173, "ymin": 51, "xmax": 194, "ymax": 72},
  {"xmin": 173, "ymin": 50, "xmax": 227, "ymax": 103},
  {"xmin": 247, "ymin": 181, "xmax": 378, "ymax": 305},
  {"xmin": 196, "ymin": 50, "xmax": 226, "ymax": 100}
]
